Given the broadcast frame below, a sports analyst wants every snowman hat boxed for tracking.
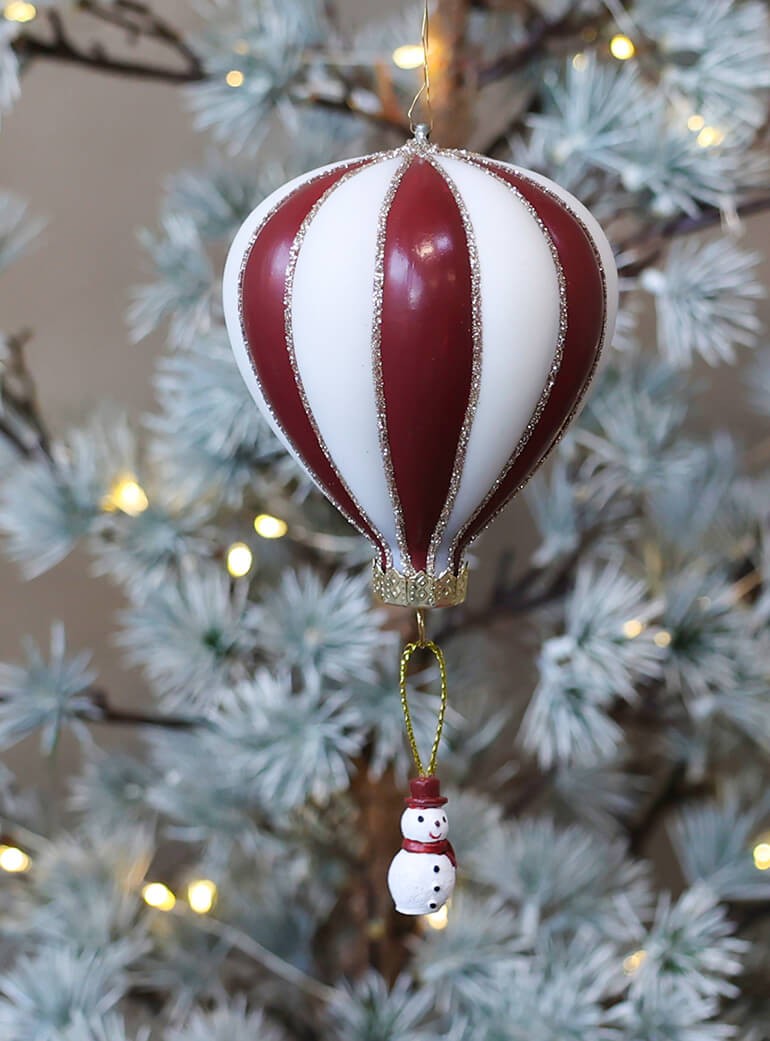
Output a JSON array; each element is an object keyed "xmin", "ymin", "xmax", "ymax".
[{"xmin": 406, "ymin": 776, "xmax": 448, "ymax": 808}]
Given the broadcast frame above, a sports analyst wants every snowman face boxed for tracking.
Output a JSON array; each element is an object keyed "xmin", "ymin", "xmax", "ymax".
[{"xmin": 400, "ymin": 805, "xmax": 449, "ymax": 842}]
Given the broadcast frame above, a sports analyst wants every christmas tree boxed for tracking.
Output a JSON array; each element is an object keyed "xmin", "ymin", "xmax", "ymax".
[{"xmin": 1, "ymin": 1, "xmax": 770, "ymax": 1038}]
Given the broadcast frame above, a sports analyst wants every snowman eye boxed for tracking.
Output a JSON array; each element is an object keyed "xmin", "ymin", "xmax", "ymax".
[
  {"xmin": 417, "ymin": 815, "xmax": 424, "ymax": 822},
  {"xmin": 442, "ymin": 816, "xmax": 446, "ymax": 823}
]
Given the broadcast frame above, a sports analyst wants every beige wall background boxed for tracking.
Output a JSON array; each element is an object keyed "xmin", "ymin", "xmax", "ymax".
[{"xmin": 0, "ymin": 2, "xmax": 768, "ymax": 781}]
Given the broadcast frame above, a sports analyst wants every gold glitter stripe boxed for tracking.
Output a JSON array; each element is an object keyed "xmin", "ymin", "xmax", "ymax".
[
  {"xmin": 370, "ymin": 153, "xmax": 415, "ymax": 574},
  {"xmin": 423, "ymin": 154, "xmax": 484, "ymax": 575},
  {"xmin": 441, "ymin": 151, "xmax": 569, "ymax": 569},
  {"xmin": 236, "ymin": 151, "xmax": 400, "ymax": 564}
]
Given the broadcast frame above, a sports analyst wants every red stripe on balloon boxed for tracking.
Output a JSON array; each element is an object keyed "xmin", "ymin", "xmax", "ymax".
[
  {"xmin": 451, "ymin": 159, "xmax": 606, "ymax": 569},
  {"xmin": 379, "ymin": 157, "xmax": 475, "ymax": 573},
  {"xmin": 240, "ymin": 160, "xmax": 389, "ymax": 565}
]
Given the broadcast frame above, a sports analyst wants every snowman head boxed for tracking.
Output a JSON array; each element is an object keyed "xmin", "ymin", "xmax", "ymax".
[
  {"xmin": 400, "ymin": 805, "xmax": 449, "ymax": 841},
  {"xmin": 400, "ymin": 776, "xmax": 449, "ymax": 841}
]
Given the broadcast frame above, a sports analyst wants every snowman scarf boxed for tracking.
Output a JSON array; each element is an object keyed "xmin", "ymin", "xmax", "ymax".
[{"xmin": 401, "ymin": 837, "xmax": 457, "ymax": 867}]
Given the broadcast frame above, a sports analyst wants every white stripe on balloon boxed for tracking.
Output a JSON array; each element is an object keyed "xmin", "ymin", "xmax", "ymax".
[
  {"xmin": 430, "ymin": 154, "xmax": 563, "ymax": 573},
  {"xmin": 290, "ymin": 156, "xmax": 406, "ymax": 568}
]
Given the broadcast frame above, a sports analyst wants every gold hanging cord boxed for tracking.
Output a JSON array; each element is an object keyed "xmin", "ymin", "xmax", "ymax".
[
  {"xmin": 407, "ymin": 0, "xmax": 433, "ymax": 135},
  {"xmin": 399, "ymin": 608, "xmax": 448, "ymax": 777}
]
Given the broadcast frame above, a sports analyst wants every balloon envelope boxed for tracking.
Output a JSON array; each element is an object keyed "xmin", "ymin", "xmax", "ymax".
[{"xmin": 223, "ymin": 139, "xmax": 617, "ymax": 606}]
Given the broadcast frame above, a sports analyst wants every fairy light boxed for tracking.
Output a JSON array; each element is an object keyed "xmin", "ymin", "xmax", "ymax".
[
  {"xmin": 623, "ymin": 949, "xmax": 647, "ymax": 975},
  {"xmin": 225, "ymin": 69, "xmax": 245, "ymax": 88},
  {"xmin": 226, "ymin": 541, "xmax": 253, "ymax": 578},
  {"xmin": 753, "ymin": 838, "xmax": 770, "ymax": 871},
  {"xmin": 142, "ymin": 882, "xmax": 176, "ymax": 911},
  {"xmin": 0, "ymin": 845, "xmax": 30, "ymax": 873},
  {"xmin": 392, "ymin": 44, "xmax": 425, "ymax": 70},
  {"xmin": 187, "ymin": 879, "xmax": 217, "ymax": 914},
  {"xmin": 687, "ymin": 114, "xmax": 706, "ymax": 132},
  {"xmin": 609, "ymin": 34, "xmax": 636, "ymax": 60},
  {"xmin": 623, "ymin": 619, "xmax": 644, "ymax": 639},
  {"xmin": 424, "ymin": 904, "xmax": 449, "ymax": 930},
  {"xmin": 253, "ymin": 513, "xmax": 288, "ymax": 539},
  {"xmin": 697, "ymin": 126, "xmax": 724, "ymax": 149},
  {"xmin": 572, "ymin": 52, "xmax": 588, "ymax": 71},
  {"xmin": 233, "ymin": 39, "xmax": 249, "ymax": 55},
  {"xmin": 4, "ymin": 1, "xmax": 37, "ymax": 22},
  {"xmin": 102, "ymin": 474, "xmax": 149, "ymax": 517},
  {"xmin": 654, "ymin": 630, "xmax": 672, "ymax": 648}
]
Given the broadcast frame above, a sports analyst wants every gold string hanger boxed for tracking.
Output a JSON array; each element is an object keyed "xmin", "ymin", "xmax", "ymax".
[
  {"xmin": 407, "ymin": 0, "xmax": 433, "ymax": 137},
  {"xmin": 399, "ymin": 608, "xmax": 448, "ymax": 777}
]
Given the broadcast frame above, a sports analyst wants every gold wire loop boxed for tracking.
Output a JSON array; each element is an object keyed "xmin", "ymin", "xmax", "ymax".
[
  {"xmin": 407, "ymin": 0, "xmax": 433, "ymax": 135},
  {"xmin": 399, "ymin": 639, "xmax": 448, "ymax": 777},
  {"xmin": 415, "ymin": 608, "xmax": 427, "ymax": 646}
]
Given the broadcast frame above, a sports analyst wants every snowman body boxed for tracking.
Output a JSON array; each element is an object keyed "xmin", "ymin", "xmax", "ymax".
[{"xmin": 387, "ymin": 800, "xmax": 456, "ymax": 915}]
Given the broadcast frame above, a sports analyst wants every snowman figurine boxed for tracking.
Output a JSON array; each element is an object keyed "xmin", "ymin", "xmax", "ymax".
[{"xmin": 387, "ymin": 776, "xmax": 456, "ymax": 915}]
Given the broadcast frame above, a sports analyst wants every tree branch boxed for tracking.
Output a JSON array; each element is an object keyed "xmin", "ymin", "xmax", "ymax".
[
  {"xmin": 87, "ymin": 688, "xmax": 204, "ymax": 730},
  {"xmin": 618, "ymin": 193, "xmax": 770, "ymax": 275},
  {"xmin": 14, "ymin": 4, "xmax": 204, "ymax": 84},
  {"xmin": 477, "ymin": 5, "xmax": 583, "ymax": 88},
  {"xmin": 197, "ymin": 914, "xmax": 336, "ymax": 1004},
  {"xmin": 0, "ymin": 330, "xmax": 54, "ymax": 462},
  {"xmin": 627, "ymin": 760, "xmax": 687, "ymax": 856}
]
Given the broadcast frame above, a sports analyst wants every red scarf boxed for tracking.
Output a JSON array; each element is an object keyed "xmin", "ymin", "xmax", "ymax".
[{"xmin": 401, "ymin": 838, "xmax": 457, "ymax": 867}]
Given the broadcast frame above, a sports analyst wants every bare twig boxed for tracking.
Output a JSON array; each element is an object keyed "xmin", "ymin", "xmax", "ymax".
[
  {"xmin": 0, "ymin": 330, "xmax": 54, "ymax": 461},
  {"xmin": 618, "ymin": 193, "xmax": 770, "ymax": 276},
  {"xmin": 87, "ymin": 688, "xmax": 204, "ymax": 730},
  {"xmin": 14, "ymin": 4, "xmax": 204, "ymax": 84},
  {"xmin": 196, "ymin": 914, "xmax": 336, "ymax": 1003},
  {"xmin": 627, "ymin": 761, "xmax": 687, "ymax": 856},
  {"xmin": 0, "ymin": 685, "xmax": 204, "ymax": 731}
]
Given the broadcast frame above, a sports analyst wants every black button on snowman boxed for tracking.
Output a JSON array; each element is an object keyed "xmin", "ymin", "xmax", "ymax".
[{"xmin": 387, "ymin": 776, "xmax": 456, "ymax": 915}]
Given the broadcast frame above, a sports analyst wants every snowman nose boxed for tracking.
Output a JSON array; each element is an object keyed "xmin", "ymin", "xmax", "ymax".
[{"xmin": 435, "ymin": 820, "xmax": 441, "ymax": 828}]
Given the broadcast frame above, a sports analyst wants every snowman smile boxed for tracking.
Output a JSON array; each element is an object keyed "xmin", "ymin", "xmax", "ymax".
[{"xmin": 429, "ymin": 831, "xmax": 441, "ymax": 839}]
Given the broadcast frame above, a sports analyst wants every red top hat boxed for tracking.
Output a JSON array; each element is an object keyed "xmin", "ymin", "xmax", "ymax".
[{"xmin": 405, "ymin": 776, "xmax": 448, "ymax": 808}]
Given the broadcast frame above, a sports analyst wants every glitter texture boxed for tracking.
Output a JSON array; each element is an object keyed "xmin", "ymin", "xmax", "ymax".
[
  {"xmin": 423, "ymin": 154, "xmax": 484, "ymax": 575},
  {"xmin": 370, "ymin": 151, "xmax": 415, "ymax": 573},
  {"xmin": 443, "ymin": 151, "xmax": 569, "ymax": 569}
]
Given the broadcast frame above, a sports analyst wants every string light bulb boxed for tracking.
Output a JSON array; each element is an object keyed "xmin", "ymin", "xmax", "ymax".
[
  {"xmin": 226, "ymin": 541, "xmax": 253, "ymax": 578},
  {"xmin": 253, "ymin": 513, "xmax": 288, "ymax": 539},
  {"xmin": 696, "ymin": 126, "xmax": 724, "ymax": 149},
  {"xmin": 226, "ymin": 69, "xmax": 245, "ymax": 88},
  {"xmin": 0, "ymin": 844, "xmax": 30, "ymax": 873},
  {"xmin": 753, "ymin": 839, "xmax": 770, "ymax": 871},
  {"xmin": 424, "ymin": 904, "xmax": 449, "ymax": 930},
  {"xmin": 623, "ymin": 949, "xmax": 647, "ymax": 975},
  {"xmin": 687, "ymin": 114, "xmax": 706, "ymax": 132},
  {"xmin": 609, "ymin": 34, "xmax": 636, "ymax": 60},
  {"xmin": 187, "ymin": 879, "xmax": 218, "ymax": 914},
  {"xmin": 392, "ymin": 44, "xmax": 425, "ymax": 70},
  {"xmin": 572, "ymin": 52, "xmax": 588, "ymax": 71},
  {"xmin": 654, "ymin": 630, "xmax": 672, "ymax": 648},
  {"xmin": 102, "ymin": 474, "xmax": 149, "ymax": 517},
  {"xmin": 4, "ymin": 1, "xmax": 36, "ymax": 22},
  {"xmin": 623, "ymin": 619, "xmax": 644, "ymax": 639},
  {"xmin": 142, "ymin": 882, "xmax": 177, "ymax": 911}
]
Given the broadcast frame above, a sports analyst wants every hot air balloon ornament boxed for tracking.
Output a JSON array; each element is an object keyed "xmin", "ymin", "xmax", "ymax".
[{"xmin": 222, "ymin": 16, "xmax": 617, "ymax": 917}]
